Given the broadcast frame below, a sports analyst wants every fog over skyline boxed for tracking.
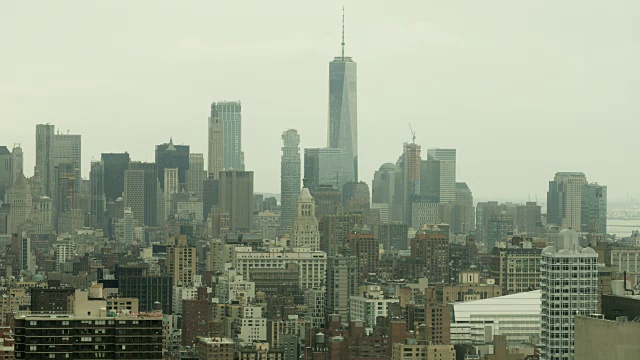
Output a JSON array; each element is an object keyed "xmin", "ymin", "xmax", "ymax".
[{"xmin": 1, "ymin": 1, "xmax": 638, "ymax": 203}]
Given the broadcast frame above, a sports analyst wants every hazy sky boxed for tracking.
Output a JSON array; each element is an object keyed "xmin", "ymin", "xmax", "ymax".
[{"xmin": 1, "ymin": 1, "xmax": 638, "ymax": 203}]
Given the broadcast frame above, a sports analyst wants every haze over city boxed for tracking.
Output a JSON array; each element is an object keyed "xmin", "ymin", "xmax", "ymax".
[{"xmin": 1, "ymin": 0, "xmax": 638, "ymax": 202}]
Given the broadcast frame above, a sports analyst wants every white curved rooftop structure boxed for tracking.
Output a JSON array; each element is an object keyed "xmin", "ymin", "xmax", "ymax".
[{"xmin": 452, "ymin": 290, "xmax": 541, "ymax": 322}]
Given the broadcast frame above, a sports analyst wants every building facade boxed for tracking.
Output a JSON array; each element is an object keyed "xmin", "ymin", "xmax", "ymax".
[{"xmin": 280, "ymin": 129, "xmax": 301, "ymax": 232}]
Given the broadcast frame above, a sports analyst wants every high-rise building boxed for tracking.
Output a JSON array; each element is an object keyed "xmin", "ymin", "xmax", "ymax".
[
  {"xmin": 372, "ymin": 162, "xmax": 399, "ymax": 205},
  {"xmin": 581, "ymin": 183, "xmax": 607, "ymax": 234},
  {"xmin": 303, "ymin": 147, "xmax": 351, "ymax": 191},
  {"xmin": 101, "ymin": 152, "xmax": 130, "ymax": 202},
  {"xmin": 117, "ymin": 265, "xmax": 173, "ymax": 314},
  {"xmin": 53, "ymin": 162, "xmax": 78, "ymax": 232},
  {"xmin": 213, "ymin": 101, "xmax": 244, "ymax": 171},
  {"xmin": 423, "ymin": 149, "xmax": 456, "ymax": 204},
  {"xmin": 53, "ymin": 132, "xmax": 82, "ymax": 193},
  {"xmin": 89, "ymin": 161, "xmax": 105, "ymax": 227},
  {"xmin": 487, "ymin": 212, "xmax": 514, "ymax": 251},
  {"xmin": 124, "ymin": 169, "xmax": 145, "ymax": 225},
  {"xmin": 411, "ymin": 224, "xmax": 450, "ymax": 283},
  {"xmin": 166, "ymin": 235, "xmax": 197, "ymax": 287},
  {"xmin": 348, "ymin": 225, "xmax": 380, "ymax": 283},
  {"xmin": 280, "ymin": 129, "xmax": 301, "ymax": 232},
  {"xmin": 35, "ymin": 124, "xmax": 55, "ymax": 197},
  {"xmin": 218, "ymin": 170, "xmax": 253, "ymax": 232},
  {"xmin": 163, "ymin": 168, "xmax": 179, "ymax": 221},
  {"xmin": 291, "ymin": 188, "xmax": 320, "ymax": 251},
  {"xmin": 0, "ymin": 146, "xmax": 12, "ymax": 201},
  {"xmin": 156, "ymin": 138, "xmax": 190, "ymax": 191},
  {"xmin": 326, "ymin": 255, "xmax": 358, "ymax": 321},
  {"xmin": 11, "ymin": 144, "xmax": 23, "ymax": 185},
  {"xmin": 186, "ymin": 153, "xmax": 207, "ymax": 200},
  {"xmin": 208, "ymin": 102, "xmax": 224, "ymax": 179},
  {"xmin": 123, "ymin": 207, "xmax": 134, "ymax": 243},
  {"xmin": 321, "ymin": 212, "xmax": 365, "ymax": 257},
  {"xmin": 403, "ymin": 143, "xmax": 421, "ymax": 223},
  {"xmin": 128, "ymin": 161, "xmax": 158, "ymax": 227},
  {"xmin": 6, "ymin": 174, "xmax": 33, "ymax": 234},
  {"xmin": 515, "ymin": 202, "xmax": 542, "ymax": 234},
  {"xmin": 328, "ymin": 15, "xmax": 358, "ymax": 181},
  {"xmin": 341, "ymin": 181, "xmax": 370, "ymax": 213},
  {"xmin": 540, "ymin": 228, "xmax": 598, "ymax": 360},
  {"xmin": 547, "ymin": 172, "xmax": 588, "ymax": 230}
]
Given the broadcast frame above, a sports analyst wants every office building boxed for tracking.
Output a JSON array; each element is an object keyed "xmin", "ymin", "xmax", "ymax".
[
  {"xmin": 349, "ymin": 285, "xmax": 399, "ymax": 327},
  {"xmin": 309, "ymin": 185, "xmax": 341, "ymax": 220},
  {"xmin": 321, "ymin": 212, "xmax": 365, "ymax": 256},
  {"xmin": 208, "ymin": 102, "xmax": 224, "ymax": 179},
  {"xmin": 35, "ymin": 124, "xmax": 55, "ymax": 197},
  {"xmin": 540, "ymin": 228, "xmax": 598, "ymax": 360},
  {"xmin": 101, "ymin": 152, "xmax": 130, "ymax": 202},
  {"xmin": 89, "ymin": 161, "xmax": 105, "ymax": 227},
  {"xmin": 574, "ymin": 315, "xmax": 640, "ymax": 360},
  {"xmin": 547, "ymin": 172, "xmax": 588, "ymax": 230},
  {"xmin": 166, "ymin": 235, "xmax": 197, "ymax": 287},
  {"xmin": 304, "ymin": 147, "xmax": 352, "ymax": 191},
  {"xmin": 372, "ymin": 162, "xmax": 399, "ymax": 206},
  {"xmin": 515, "ymin": 202, "xmax": 542, "ymax": 234},
  {"xmin": 290, "ymin": 188, "xmax": 320, "ymax": 251},
  {"xmin": 326, "ymin": 255, "xmax": 358, "ymax": 322},
  {"xmin": 391, "ymin": 341, "xmax": 455, "ymax": 360},
  {"xmin": 186, "ymin": 153, "xmax": 207, "ymax": 200},
  {"xmin": 491, "ymin": 245, "xmax": 541, "ymax": 295},
  {"xmin": 128, "ymin": 161, "xmax": 158, "ymax": 226},
  {"xmin": 123, "ymin": 208, "xmax": 134, "ymax": 243},
  {"xmin": 163, "ymin": 167, "xmax": 179, "ymax": 220},
  {"xmin": 11, "ymin": 144, "xmax": 23, "ymax": 185},
  {"xmin": 6, "ymin": 172, "xmax": 32, "ymax": 235},
  {"xmin": 411, "ymin": 224, "xmax": 450, "ymax": 283},
  {"xmin": 213, "ymin": 101, "xmax": 244, "ymax": 171},
  {"xmin": 581, "ymin": 183, "xmax": 607, "ymax": 234},
  {"xmin": 219, "ymin": 170, "xmax": 253, "ymax": 232},
  {"xmin": 196, "ymin": 337, "xmax": 235, "ymax": 360},
  {"xmin": 53, "ymin": 132, "xmax": 82, "ymax": 193},
  {"xmin": 348, "ymin": 225, "xmax": 379, "ymax": 283},
  {"xmin": 403, "ymin": 142, "xmax": 421, "ymax": 222},
  {"xmin": 328, "ymin": 21, "xmax": 358, "ymax": 182},
  {"xmin": 280, "ymin": 129, "xmax": 301, "ymax": 232},
  {"xmin": 156, "ymin": 138, "xmax": 189, "ymax": 190},
  {"xmin": 422, "ymin": 148, "xmax": 456, "ymax": 204},
  {"xmin": 117, "ymin": 265, "xmax": 173, "ymax": 314},
  {"xmin": 124, "ymin": 169, "xmax": 145, "ymax": 225},
  {"xmin": 378, "ymin": 222, "xmax": 408, "ymax": 251},
  {"xmin": 0, "ymin": 147, "xmax": 11, "ymax": 202},
  {"xmin": 217, "ymin": 268, "xmax": 256, "ymax": 304},
  {"xmin": 182, "ymin": 287, "xmax": 212, "ymax": 346},
  {"xmin": 487, "ymin": 211, "xmax": 514, "ymax": 251}
]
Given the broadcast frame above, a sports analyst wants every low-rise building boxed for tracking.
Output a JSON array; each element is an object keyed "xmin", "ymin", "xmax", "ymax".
[
  {"xmin": 349, "ymin": 285, "xmax": 399, "ymax": 327},
  {"xmin": 195, "ymin": 336, "xmax": 234, "ymax": 360}
]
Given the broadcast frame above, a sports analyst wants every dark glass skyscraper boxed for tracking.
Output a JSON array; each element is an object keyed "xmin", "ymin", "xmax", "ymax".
[
  {"xmin": 155, "ymin": 138, "xmax": 189, "ymax": 191},
  {"xmin": 101, "ymin": 152, "xmax": 130, "ymax": 202},
  {"xmin": 328, "ymin": 14, "xmax": 358, "ymax": 182}
]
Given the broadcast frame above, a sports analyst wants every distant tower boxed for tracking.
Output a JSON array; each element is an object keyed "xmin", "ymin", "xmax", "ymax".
[
  {"xmin": 7, "ymin": 172, "xmax": 32, "ymax": 235},
  {"xmin": 123, "ymin": 207, "xmax": 134, "ymax": 243},
  {"xmin": 35, "ymin": 124, "xmax": 55, "ymax": 197},
  {"xmin": 53, "ymin": 131, "xmax": 82, "ymax": 193},
  {"xmin": 291, "ymin": 188, "xmax": 320, "ymax": 251},
  {"xmin": 540, "ymin": 228, "xmax": 597, "ymax": 360},
  {"xmin": 0, "ymin": 146, "xmax": 12, "ymax": 201},
  {"xmin": 581, "ymin": 183, "xmax": 607, "ymax": 235},
  {"xmin": 11, "ymin": 144, "xmax": 23, "ymax": 185},
  {"xmin": 128, "ymin": 161, "xmax": 158, "ymax": 227},
  {"xmin": 101, "ymin": 153, "xmax": 130, "ymax": 202},
  {"xmin": 280, "ymin": 129, "xmax": 301, "ymax": 232},
  {"xmin": 90, "ymin": 161, "xmax": 105, "ymax": 227},
  {"xmin": 163, "ymin": 168, "xmax": 179, "ymax": 221},
  {"xmin": 403, "ymin": 143, "xmax": 421, "ymax": 223},
  {"xmin": 328, "ymin": 10, "xmax": 358, "ymax": 182},
  {"xmin": 218, "ymin": 170, "xmax": 253, "ymax": 232},
  {"xmin": 423, "ymin": 149, "xmax": 456, "ymax": 204},
  {"xmin": 124, "ymin": 168, "xmax": 145, "ymax": 225},
  {"xmin": 212, "ymin": 101, "xmax": 243, "ymax": 171},
  {"xmin": 155, "ymin": 138, "xmax": 189, "ymax": 191},
  {"xmin": 208, "ymin": 103, "xmax": 224, "ymax": 179},
  {"xmin": 186, "ymin": 153, "xmax": 207, "ymax": 200},
  {"xmin": 547, "ymin": 172, "xmax": 587, "ymax": 230}
]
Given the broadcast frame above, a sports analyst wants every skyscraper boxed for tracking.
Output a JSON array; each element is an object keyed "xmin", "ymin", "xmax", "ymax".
[
  {"xmin": 53, "ymin": 132, "xmax": 82, "ymax": 193},
  {"xmin": 128, "ymin": 161, "xmax": 158, "ymax": 227},
  {"xmin": 280, "ymin": 129, "xmax": 301, "ymax": 232},
  {"xmin": 326, "ymin": 255, "xmax": 358, "ymax": 321},
  {"xmin": 89, "ymin": 161, "xmax": 105, "ymax": 227},
  {"xmin": 303, "ymin": 148, "xmax": 352, "ymax": 191},
  {"xmin": 35, "ymin": 124, "xmax": 55, "ymax": 197},
  {"xmin": 219, "ymin": 170, "xmax": 253, "ymax": 232},
  {"xmin": 6, "ymin": 172, "xmax": 32, "ymax": 235},
  {"xmin": 424, "ymin": 149, "xmax": 456, "ymax": 204},
  {"xmin": 101, "ymin": 153, "xmax": 130, "ymax": 202},
  {"xmin": 328, "ymin": 12, "xmax": 358, "ymax": 182},
  {"xmin": 11, "ymin": 144, "xmax": 23, "ymax": 185},
  {"xmin": 540, "ymin": 228, "xmax": 597, "ymax": 360},
  {"xmin": 213, "ymin": 101, "xmax": 243, "ymax": 171},
  {"xmin": 155, "ymin": 138, "xmax": 189, "ymax": 191},
  {"xmin": 186, "ymin": 153, "xmax": 207, "ymax": 200},
  {"xmin": 581, "ymin": 183, "xmax": 607, "ymax": 234},
  {"xmin": 163, "ymin": 168, "xmax": 179, "ymax": 221},
  {"xmin": 546, "ymin": 172, "xmax": 587, "ymax": 230},
  {"xmin": 124, "ymin": 169, "xmax": 145, "ymax": 225},
  {"xmin": 290, "ymin": 188, "xmax": 320, "ymax": 251},
  {"xmin": 411, "ymin": 224, "xmax": 450, "ymax": 283},
  {"xmin": 403, "ymin": 142, "xmax": 421, "ymax": 223},
  {"xmin": 208, "ymin": 103, "xmax": 224, "ymax": 179},
  {"xmin": 0, "ymin": 146, "xmax": 12, "ymax": 201}
]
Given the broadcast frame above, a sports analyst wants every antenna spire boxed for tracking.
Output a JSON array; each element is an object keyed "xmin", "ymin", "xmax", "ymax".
[{"xmin": 341, "ymin": 7, "xmax": 345, "ymax": 60}]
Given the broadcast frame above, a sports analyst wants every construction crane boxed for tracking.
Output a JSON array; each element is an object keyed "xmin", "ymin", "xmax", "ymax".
[{"xmin": 408, "ymin": 122, "xmax": 416, "ymax": 143}]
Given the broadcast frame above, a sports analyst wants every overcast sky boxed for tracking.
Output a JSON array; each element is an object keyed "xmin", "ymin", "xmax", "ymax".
[{"xmin": 1, "ymin": 1, "xmax": 638, "ymax": 203}]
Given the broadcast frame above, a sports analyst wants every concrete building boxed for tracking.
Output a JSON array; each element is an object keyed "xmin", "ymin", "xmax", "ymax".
[
  {"xmin": 89, "ymin": 161, "xmax": 105, "ymax": 227},
  {"xmin": 123, "ymin": 208, "xmax": 134, "ymax": 243},
  {"xmin": 290, "ymin": 188, "xmax": 320, "ymax": 251},
  {"xmin": 232, "ymin": 246, "xmax": 327, "ymax": 290},
  {"xmin": 326, "ymin": 255, "xmax": 358, "ymax": 322},
  {"xmin": 305, "ymin": 288, "xmax": 326, "ymax": 329},
  {"xmin": 11, "ymin": 144, "xmax": 23, "ymax": 186},
  {"xmin": 372, "ymin": 162, "xmax": 399, "ymax": 209},
  {"xmin": 214, "ymin": 101, "xmax": 244, "ymax": 171},
  {"xmin": 238, "ymin": 305, "xmax": 267, "ymax": 344},
  {"xmin": 450, "ymin": 290, "xmax": 541, "ymax": 345},
  {"xmin": 321, "ymin": 212, "xmax": 365, "ymax": 257},
  {"xmin": 128, "ymin": 161, "xmax": 158, "ymax": 226},
  {"xmin": 6, "ymin": 172, "xmax": 32, "ymax": 235},
  {"xmin": 166, "ymin": 235, "xmax": 197, "ymax": 287},
  {"xmin": 581, "ymin": 183, "xmax": 607, "ymax": 234},
  {"xmin": 53, "ymin": 132, "xmax": 81, "ymax": 193},
  {"xmin": 196, "ymin": 337, "xmax": 235, "ymax": 360},
  {"xmin": 186, "ymin": 153, "xmax": 207, "ymax": 200},
  {"xmin": 163, "ymin": 167, "xmax": 179, "ymax": 221},
  {"xmin": 280, "ymin": 129, "xmax": 301, "ymax": 232},
  {"xmin": 303, "ymin": 147, "xmax": 352, "ymax": 191},
  {"xmin": 491, "ymin": 244, "xmax": 541, "ymax": 295},
  {"xmin": 101, "ymin": 152, "xmax": 130, "ymax": 202},
  {"xmin": 216, "ymin": 268, "xmax": 256, "ymax": 304},
  {"xmin": 403, "ymin": 142, "xmax": 421, "ymax": 223},
  {"xmin": 207, "ymin": 102, "xmax": 224, "ymax": 179},
  {"xmin": 423, "ymin": 148, "xmax": 456, "ymax": 204},
  {"xmin": 155, "ymin": 138, "xmax": 190, "ymax": 190},
  {"xmin": 411, "ymin": 224, "xmax": 450, "ymax": 283},
  {"xmin": 0, "ymin": 147, "xmax": 11, "ymax": 203},
  {"xmin": 436, "ymin": 271, "xmax": 502, "ymax": 303},
  {"xmin": 124, "ymin": 168, "xmax": 145, "ymax": 225},
  {"xmin": 574, "ymin": 315, "xmax": 640, "ymax": 360},
  {"xmin": 349, "ymin": 285, "xmax": 399, "ymax": 327},
  {"xmin": 391, "ymin": 340, "xmax": 456, "ymax": 360},
  {"xmin": 219, "ymin": 170, "xmax": 254, "ymax": 232},
  {"xmin": 328, "ymin": 34, "xmax": 358, "ymax": 182},
  {"xmin": 348, "ymin": 225, "xmax": 379, "ymax": 283},
  {"xmin": 540, "ymin": 228, "xmax": 598, "ymax": 360},
  {"xmin": 547, "ymin": 172, "xmax": 588, "ymax": 230}
]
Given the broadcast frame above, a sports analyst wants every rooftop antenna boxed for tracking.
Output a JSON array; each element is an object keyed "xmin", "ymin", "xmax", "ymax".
[
  {"xmin": 341, "ymin": 7, "xmax": 345, "ymax": 60},
  {"xmin": 408, "ymin": 122, "xmax": 416, "ymax": 143}
]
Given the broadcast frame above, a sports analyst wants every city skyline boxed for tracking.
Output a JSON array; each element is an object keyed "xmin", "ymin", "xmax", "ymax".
[{"xmin": 1, "ymin": 1, "xmax": 638, "ymax": 203}]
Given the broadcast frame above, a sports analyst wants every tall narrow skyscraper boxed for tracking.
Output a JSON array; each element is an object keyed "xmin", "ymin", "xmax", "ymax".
[
  {"xmin": 218, "ymin": 170, "xmax": 253, "ymax": 232},
  {"xmin": 328, "ymin": 11, "xmax": 358, "ymax": 182},
  {"xmin": 90, "ymin": 161, "xmax": 105, "ymax": 227},
  {"xmin": 163, "ymin": 168, "xmax": 179, "ymax": 221},
  {"xmin": 155, "ymin": 138, "xmax": 189, "ymax": 191},
  {"xmin": 124, "ymin": 168, "xmax": 145, "ymax": 225},
  {"xmin": 547, "ymin": 172, "xmax": 588, "ymax": 230},
  {"xmin": 186, "ymin": 153, "xmax": 207, "ymax": 200},
  {"xmin": 53, "ymin": 132, "xmax": 82, "ymax": 193},
  {"xmin": 212, "ymin": 101, "xmax": 243, "ymax": 171},
  {"xmin": 208, "ymin": 103, "xmax": 224, "ymax": 179},
  {"xmin": 424, "ymin": 149, "xmax": 456, "ymax": 204},
  {"xmin": 11, "ymin": 144, "xmax": 23, "ymax": 185},
  {"xmin": 0, "ymin": 146, "xmax": 12, "ymax": 202},
  {"xmin": 35, "ymin": 124, "xmax": 55, "ymax": 197},
  {"xmin": 101, "ymin": 153, "xmax": 130, "ymax": 202},
  {"xmin": 280, "ymin": 129, "xmax": 301, "ymax": 232}
]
